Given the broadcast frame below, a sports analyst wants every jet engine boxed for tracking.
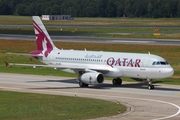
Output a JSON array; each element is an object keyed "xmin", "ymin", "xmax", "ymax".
[{"xmin": 78, "ymin": 72, "xmax": 104, "ymax": 85}]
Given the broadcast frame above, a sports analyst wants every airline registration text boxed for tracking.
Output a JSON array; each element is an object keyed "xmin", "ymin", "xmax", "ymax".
[{"xmin": 107, "ymin": 57, "xmax": 141, "ymax": 67}]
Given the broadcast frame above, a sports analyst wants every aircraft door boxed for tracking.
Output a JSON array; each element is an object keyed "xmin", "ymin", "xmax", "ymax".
[{"xmin": 140, "ymin": 57, "xmax": 147, "ymax": 70}]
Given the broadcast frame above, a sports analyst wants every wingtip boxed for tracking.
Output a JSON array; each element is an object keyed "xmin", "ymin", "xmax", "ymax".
[{"xmin": 4, "ymin": 61, "xmax": 9, "ymax": 67}]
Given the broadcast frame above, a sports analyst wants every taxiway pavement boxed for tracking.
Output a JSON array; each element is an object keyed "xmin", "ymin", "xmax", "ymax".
[
  {"xmin": 1, "ymin": 34, "xmax": 180, "ymax": 46},
  {"xmin": 0, "ymin": 73, "xmax": 180, "ymax": 120}
]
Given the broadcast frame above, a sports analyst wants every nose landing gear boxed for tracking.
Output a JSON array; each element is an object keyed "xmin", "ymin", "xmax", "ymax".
[
  {"xmin": 148, "ymin": 85, "xmax": 154, "ymax": 90},
  {"xmin": 147, "ymin": 79, "xmax": 154, "ymax": 90}
]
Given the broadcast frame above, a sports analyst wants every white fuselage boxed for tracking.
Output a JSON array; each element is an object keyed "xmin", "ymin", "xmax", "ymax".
[{"xmin": 40, "ymin": 49, "xmax": 174, "ymax": 80}]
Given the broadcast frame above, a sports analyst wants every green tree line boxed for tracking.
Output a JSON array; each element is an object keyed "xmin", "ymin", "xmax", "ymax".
[{"xmin": 0, "ymin": 0, "xmax": 180, "ymax": 18}]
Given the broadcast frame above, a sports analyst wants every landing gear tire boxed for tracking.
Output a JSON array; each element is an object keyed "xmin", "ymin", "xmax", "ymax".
[
  {"xmin": 112, "ymin": 79, "xmax": 117, "ymax": 85},
  {"xmin": 79, "ymin": 82, "xmax": 89, "ymax": 87},
  {"xmin": 117, "ymin": 78, "xmax": 122, "ymax": 85},
  {"xmin": 84, "ymin": 84, "xmax": 89, "ymax": 87},
  {"xmin": 79, "ymin": 81, "xmax": 84, "ymax": 87},
  {"xmin": 148, "ymin": 85, "xmax": 154, "ymax": 90},
  {"xmin": 112, "ymin": 78, "xmax": 122, "ymax": 85}
]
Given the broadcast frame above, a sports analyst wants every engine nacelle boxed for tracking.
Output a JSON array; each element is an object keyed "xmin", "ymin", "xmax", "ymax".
[{"xmin": 78, "ymin": 72, "xmax": 104, "ymax": 85}]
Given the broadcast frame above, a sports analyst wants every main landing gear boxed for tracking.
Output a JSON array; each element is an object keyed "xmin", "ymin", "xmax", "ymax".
[
  {"xmin": 78, "ymin": 72, "xmax": 89, "ymax": 88},
  {"xmin": 79, "ymin": 81, "xmax": 89, "ymax": 87},
  {"xmin": 112, "ymin": 77, "xmax": 122, "ymax": 85},
  {"xmin": 147, "ymin": 79, "xmax": 154, "ymax": 90}
]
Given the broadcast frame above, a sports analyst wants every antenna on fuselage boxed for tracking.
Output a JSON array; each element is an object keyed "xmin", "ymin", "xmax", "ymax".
[
  {"xmin": 84, "ymin": 48, "xmax": 87, "ymax": 51},
  {"xmin": 148, "ymin": 51, "xmax": 151, "ymax": 54}
]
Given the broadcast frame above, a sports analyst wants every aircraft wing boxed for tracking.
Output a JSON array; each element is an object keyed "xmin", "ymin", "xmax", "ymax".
[
  {"xmin": 5, "ymin": 62, "xmax": 112, "ymax": 74},
  {"xmin": 7, "ymin": 63, "xmax": 48, "ymax": 68}
]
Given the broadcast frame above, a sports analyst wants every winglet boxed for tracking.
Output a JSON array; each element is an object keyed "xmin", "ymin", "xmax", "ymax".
[{"xmin": 4, "ymin": 61, "xmax": 9, "ymax": 67}]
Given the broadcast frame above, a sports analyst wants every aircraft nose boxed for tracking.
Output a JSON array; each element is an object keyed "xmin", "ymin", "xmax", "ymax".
[{"xmin": 165, "ymin": 67, "xmax": 174, "ymax": 77}]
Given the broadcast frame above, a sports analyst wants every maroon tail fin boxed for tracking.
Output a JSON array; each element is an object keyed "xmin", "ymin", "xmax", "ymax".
[{"xmin": 32, "ymin": 16, "xmax": 57, "ymax": 57}]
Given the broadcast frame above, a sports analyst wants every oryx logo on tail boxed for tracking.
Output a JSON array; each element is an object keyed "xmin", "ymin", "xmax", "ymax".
[{"xmin": 32, "ymin": 16, "xmax": 57, "ymax": 57}]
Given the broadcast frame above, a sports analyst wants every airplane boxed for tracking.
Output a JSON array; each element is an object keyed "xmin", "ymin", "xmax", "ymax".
[{"xmin": 6, "ymin": 16, "xmax": 174, "ymax": 90}]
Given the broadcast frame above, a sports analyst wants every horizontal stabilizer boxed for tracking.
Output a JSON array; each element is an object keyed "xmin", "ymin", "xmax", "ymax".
[{"xmin": 7, "ymin": 52, "xmax": 43, "ymax": 57}]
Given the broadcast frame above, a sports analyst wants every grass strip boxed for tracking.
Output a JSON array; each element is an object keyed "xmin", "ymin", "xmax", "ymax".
[
  {"xmin": 0, "ymin": 90, "xmax": 126, "ymax": 120},
  {"xmin": 1, "ymin": 15, "xmax": 180, "ymax": 26}
]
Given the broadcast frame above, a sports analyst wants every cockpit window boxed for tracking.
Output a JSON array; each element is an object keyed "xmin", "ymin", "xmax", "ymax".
[
  {"xmin": 152, "ymin": 61, "xmax": 169, "ymax": 65},
  {"xmin": 160, "ymin": 61, "xmax": 166, "ymax": 65},
  {"xmin": 152, "ymin": 61, "xmax": 156, "ymax": 65},
  {"xmin": 156, "ymin": 61, "xmax": 160, "ymax": 65}
]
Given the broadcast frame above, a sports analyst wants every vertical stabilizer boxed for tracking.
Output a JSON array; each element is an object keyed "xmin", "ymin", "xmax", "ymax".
[{"xmin": 32, "ymin": 16, "xmax": 57, "ymax": 57}]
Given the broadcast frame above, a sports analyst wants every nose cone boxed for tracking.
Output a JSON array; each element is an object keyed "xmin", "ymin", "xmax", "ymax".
[{"xmin": 164, "ymin": 67, "xmax": 174, "ymax": 77}]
